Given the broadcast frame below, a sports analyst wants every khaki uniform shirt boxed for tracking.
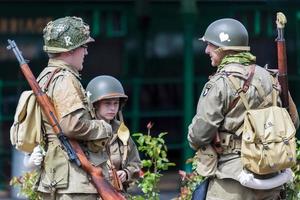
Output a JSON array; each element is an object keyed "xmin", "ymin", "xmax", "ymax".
[
  {"xmin": 188, "ymin": 63, "xmax": 299, "ymax": 181},
  {"xmin": 37, "ymin": 59, "xmax": 112, "ymax": 194}
]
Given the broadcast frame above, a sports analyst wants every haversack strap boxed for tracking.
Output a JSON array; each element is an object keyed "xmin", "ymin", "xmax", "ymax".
[
  {"xmin": 44, "ymin": 68, "xmax": 62, "ymax": 92},
  {"xmin": 271, "ymin": 76, "xmax": 280, "ymax": 106},
  {"xmin": 228, "ymin": 75, "xmax": 251, "ymax": 110},
  {"xmin": 242, "ymin": 64, "xmax": 256, "ymax": 92},
  {"xmin": 227, "ymin": 64, "xmax": 255, "ymax": 111}
]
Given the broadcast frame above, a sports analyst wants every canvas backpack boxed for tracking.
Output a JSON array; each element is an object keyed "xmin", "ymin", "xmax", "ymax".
[
  {"xmin": 10, "ymin": 68, "xmax": 62, "ymax": 153},
  {"xmin": 10, "ymin": 90, "xmax": 43, "ymax": 153},
  {"xmin": 227, "ymin": 72, "xmax": 297, "ymax": 175}
]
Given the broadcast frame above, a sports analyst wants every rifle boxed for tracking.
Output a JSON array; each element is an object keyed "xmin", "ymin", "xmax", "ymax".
[
  {"xmin": 111, "ymin": 167, "xmax": 124, "ymax": 191},
  {"xmin": 7, "ymin": 39, "xmax": 126, "ymax": 200},
  {"xmin": 106, "ymin": 144, "xmax": 123, "ymax": 191},
  {"xmin": 109, "ymin": 157, "xmax": 124, "ymax": 191},
  {"xmin": 276, "ymin": 12, "xmax": 289, "ymax": 108}
]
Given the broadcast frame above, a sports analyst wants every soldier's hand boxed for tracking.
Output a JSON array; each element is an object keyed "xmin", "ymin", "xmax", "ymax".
[{"xmin": 117, "ymin": 170, "xmax": 127, "ymax": 183}]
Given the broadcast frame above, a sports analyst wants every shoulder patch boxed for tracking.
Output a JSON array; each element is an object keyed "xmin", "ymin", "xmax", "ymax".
[{"xmin": 202, "ymin": 84, "xmax": 212, "ymax": 97}]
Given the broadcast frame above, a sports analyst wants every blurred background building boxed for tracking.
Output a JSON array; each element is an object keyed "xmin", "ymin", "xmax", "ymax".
[{"xmin": 0, "ymin": 0, "xmax": 299, "ymax": 198}]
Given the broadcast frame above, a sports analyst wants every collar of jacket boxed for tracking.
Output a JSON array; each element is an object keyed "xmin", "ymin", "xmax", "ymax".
[{"xmin": 48, "ymin": 58, "xmax": 81, "ymax": 79}]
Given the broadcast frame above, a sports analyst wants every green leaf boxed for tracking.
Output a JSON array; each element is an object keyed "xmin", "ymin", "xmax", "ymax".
[
  {"xmin": 133, "ymin": 133, "xmax": 143, "ymax": 137},
  {"xmin": 132, "ymin": 130, "xmax": 174, "ymax": 199},
  {"xmin": 158, "ymin": 132, "xmax": 168, "ymax": 138},
  {"xmin": 157, "ymin": 138, "xmax": 165, "ymax": 144},
  {"xmin": 142, "ymin": 160, "xmax": 152, "ymax": 168}
]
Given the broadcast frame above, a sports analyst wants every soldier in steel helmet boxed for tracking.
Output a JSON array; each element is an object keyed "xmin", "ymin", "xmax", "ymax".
[
  {"xmin": 86, "ymin": 75, "xmax": 141, "ymax": 195},
  {"xmin": 24, "ymin": 16, "xmax": 113, "ymax": 200},
  {"xmin": 187, "ymin": 18, "xmax": 299, "ymax": 199}
]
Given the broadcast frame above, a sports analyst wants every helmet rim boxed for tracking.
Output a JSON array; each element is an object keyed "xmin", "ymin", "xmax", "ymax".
[
  {"xmin": 86, "ymin": 75, "xmax": 128, "ymax": 106},
  {"xmin": 92, "ymin": 93, "xmax": 128, "ymax": 104}
]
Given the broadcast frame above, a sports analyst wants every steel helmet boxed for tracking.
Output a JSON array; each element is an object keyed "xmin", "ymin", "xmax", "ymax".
[
  {"xmin": 43, "ymin": 16, "xmax": 94, "ymax": 53},
  {"xmin": 199, "ymin": 18, "xmax": 250, "ymax": 51},
  {"xmin": 86, "ymin": 75, "xmax": 128, "ymax": 106}
]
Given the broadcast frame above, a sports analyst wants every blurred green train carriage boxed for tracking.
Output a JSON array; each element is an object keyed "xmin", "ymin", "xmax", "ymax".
[{"xmin": 0, "ymin": 0, "xmax": 300, "ymax": 191}]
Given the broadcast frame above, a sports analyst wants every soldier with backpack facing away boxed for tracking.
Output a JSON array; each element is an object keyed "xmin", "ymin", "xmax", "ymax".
[{"xmin": 188, "ymin": 18, "xmax": 299, "ymax": 200}]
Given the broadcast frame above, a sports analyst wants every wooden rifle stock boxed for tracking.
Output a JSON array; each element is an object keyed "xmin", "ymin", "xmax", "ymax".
[
  {"xmin": 7, "ymin": 39, "xmax": 126, "ymax": 200},
  {"xmin": 276, "ymin": 12, "xmax": 289, "ymax": 108},
  {"xmin": 111, "ymin": 166, "xmax": 124, "ymax": 191},
  {"xmin": 106, "ymin": 144, "xmax": 123, "ymax": 191},
  {"xmin": 71, "ymin": 141, "xmax": 125, "ymax": 199}
]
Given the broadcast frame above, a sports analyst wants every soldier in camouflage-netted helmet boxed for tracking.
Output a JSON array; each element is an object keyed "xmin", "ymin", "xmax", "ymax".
[
  {"xmin": 199, "ymin": 18, "xmax": 250, "ymax": 51},
  {"xmin": 43, "ymin": 16, "xmax": 94, "ymax": 53},
  {"xmin": 86, "ymin": 75, "xmax": 128, "ymax": 108}
]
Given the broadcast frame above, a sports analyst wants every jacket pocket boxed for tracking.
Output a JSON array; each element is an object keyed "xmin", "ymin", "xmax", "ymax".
[{"xmin": 40, "ymin": 142, "xmax": 69, "ymax": 189}]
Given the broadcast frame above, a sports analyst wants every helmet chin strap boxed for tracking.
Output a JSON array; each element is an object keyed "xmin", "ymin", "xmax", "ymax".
[
  {"xmin": 118, "ymin": 111, "xmax": 124, "ymax": 122},
  {"xmin": 214, "ymin": 47, "xmax": 224, "ymax": 54}
]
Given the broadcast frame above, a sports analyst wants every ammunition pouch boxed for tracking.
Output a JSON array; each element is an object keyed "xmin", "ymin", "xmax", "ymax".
[
  {"xmin": 40, "ymin": 139, "xmax": 69, "ymax": 191},
  {"xmin": 195, "ymin": 145, "xmax": 218, "ymax": 177},
  {"xmin": 87, "ymin": 138, "xmax": 108, "ymax": 153},
  {"xmin": 219, "ymin": 132, "xmax": 241, "ymax": 155}
]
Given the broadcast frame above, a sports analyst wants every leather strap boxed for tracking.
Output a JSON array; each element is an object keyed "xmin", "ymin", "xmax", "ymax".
[
  {"xmin": 44, "ymin": 68, "xmax": 62, "ymax": 91},
  {"xmin": 228, "ymin": 76, "xmax": 251, "ymax": 110},
  {"xmin": 242, "ymin": 64, "xmax": 256, "ymax": 92},
  {"xmin": 227, "ymin": 64, "xmax": 256, "ymax": 110}
]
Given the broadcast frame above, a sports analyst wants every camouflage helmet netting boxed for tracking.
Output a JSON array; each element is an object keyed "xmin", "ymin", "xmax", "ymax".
[{"xmin": 43, "ymin": 16, "xmax": 94, "ymax": 53}]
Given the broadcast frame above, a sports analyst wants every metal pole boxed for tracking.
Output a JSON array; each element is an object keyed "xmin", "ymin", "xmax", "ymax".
[
  {"xmin": 181, "ymin": 0, "xmax": 197, "ymax": 172},
  {"xmin": 131, "ymin": 78, "xmax": 141, "ymax": 133},
  {"xmin": 132, "ymin": 0, "xmax": 150, "ymax": 132},
  {"xmin": 0, "ymin": 80, "xmax": 3, "ymax": 191}
]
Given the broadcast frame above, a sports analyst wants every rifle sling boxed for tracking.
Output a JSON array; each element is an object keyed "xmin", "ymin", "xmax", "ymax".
[{"xmin": 44, "ymin": 68, "xmax": 62, "ymax": 91}]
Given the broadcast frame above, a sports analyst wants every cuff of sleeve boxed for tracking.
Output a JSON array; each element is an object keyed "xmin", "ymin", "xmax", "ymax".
[{"xmin": 100, "ymin": 120, "xmax": 112, "ymax": 137}]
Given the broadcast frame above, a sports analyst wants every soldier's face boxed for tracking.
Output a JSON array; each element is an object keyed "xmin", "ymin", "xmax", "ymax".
[
  {"xmin": 205, "ymin": 43, "xmax": 224, "ymax": 67},
  {"xmin": 71, "ymin": 45, "xmax": 88, "ymax": 71},
  {"xmin": 95, "ymin": 98, "xmax": 120, "ymax": 122}
]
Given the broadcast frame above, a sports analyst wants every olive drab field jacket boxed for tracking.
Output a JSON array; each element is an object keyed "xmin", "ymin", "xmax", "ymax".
[
  {"xmin": 36, "ymin": 59, "xmax": 112, "ymax": 194},
  {"xmin": 109, "ymin": 120, "xmax": 141, "ymax": 185},
  {"xmin": 188, "ymin": 63, "xmax": 299, "ymax": 181},
  {"xmin": 88, "ymin": 119, "xmax": 141, "ymax": 191}
]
